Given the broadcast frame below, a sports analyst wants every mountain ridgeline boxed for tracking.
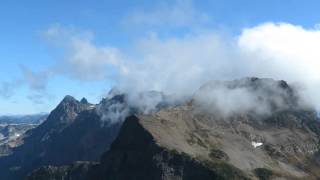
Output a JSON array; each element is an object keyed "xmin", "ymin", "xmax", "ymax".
[
  {"xmin": 1, "ymin": 77, "xmax": 320, "ymax": 180},
  {"xmin": 0, "ymin": 113, "xmax": 48, "ymax": 125}
]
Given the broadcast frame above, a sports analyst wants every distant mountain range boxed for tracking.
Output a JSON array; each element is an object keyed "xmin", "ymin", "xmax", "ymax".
[
  {"xmin": 1, "ymin": 77, "xmax": 320, "ymax": 180},
  {"xmin": 0, "ymin": 113, "xmax": 48, "ymax": 125}
]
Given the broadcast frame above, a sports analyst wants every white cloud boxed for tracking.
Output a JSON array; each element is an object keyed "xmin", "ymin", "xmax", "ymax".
[
  {"xmin": 62, "ymin": 38, "xmax": 124, "ymax": 80},
  {"xmin": 238, "ymin": 22, "xmax": 320, "ymax": 110},
  {"xmin": 19, "ymin": 65, "xmax": 49, "ymax": 91},
  {"xmin": 239, "ymin": 23, "xmax": 320, "ymax": 82},
  {"xmin": 4, "ymin": 21, "xmax": 320, "ymax": 113},
  {"xmin": 39, "ymin": 22, "xmax": 320, "ymax": 112},
  {"xmin": 43, "ymin": 25, "xmax": 127, "ymax": 81},
  {"xmin": 116, "ymin": 32, "xmax": 240, "ymax": 99},
  {"xmin": 41, "ymin": 25, "xmax": 242, "ymax": 100},
  {"xmin": 114, "ymin": 22, "xmax": 320, "ymax": 112}
]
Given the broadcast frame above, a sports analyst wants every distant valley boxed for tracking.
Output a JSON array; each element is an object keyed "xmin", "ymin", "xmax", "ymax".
[{"xmin": 0, "ymin": 114, "xmax": 48, "ymax": 157}]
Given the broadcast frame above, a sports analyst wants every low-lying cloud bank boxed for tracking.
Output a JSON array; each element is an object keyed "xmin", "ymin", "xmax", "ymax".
[
  {"xmin": 117, "ymin": 23, "xmax": 320, "ymax": 112},
  {"xmin": 193, "ymin": 77, "xmax": 305, "ymax": 117},
  {"xmin": 238, "ymin": 23, "xmax": 320, "ymax": 111}
]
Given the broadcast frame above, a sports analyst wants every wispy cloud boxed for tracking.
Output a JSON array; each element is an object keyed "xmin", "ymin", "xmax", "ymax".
[
  {"xmin": 0, "ymin": 66, "xmax": 51, "ymax": 104},
  {"xmin": 0, "ymin": 81, "xmax": 18, "ymax": 99},
  {"xmin": 116, "ymin": 32, "xmax": 239, "ymax": 98},
  {"xmin": 2, "ymin": 10, "xmax": 320, "ymax": 113},
  {"xmin": 43, "ymin": 25, "xmax": 127, "ymax": 81},
  {"xmin": 238, "ymin": 22, "xmax": 320, "ymax": 110},
  {"xmin": 19, "ymin": 65, "xmax": 49, "ymax": 91}
]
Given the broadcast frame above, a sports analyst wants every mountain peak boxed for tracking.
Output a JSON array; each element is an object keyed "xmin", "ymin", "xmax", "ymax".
[
  {"xmin": 80, "ymin": 97, "xmax": 89, "ymax": 104},
  {"xmin": 61, "ymin": 95, "xmax": 78, "ymax": 104},
  {"xmin": 34, "ymin": 95, "xmax": 87, "ymax": 137},
  {"xmin": 194, "ymin": 77, "xmax": 301, "ymax": 117}
]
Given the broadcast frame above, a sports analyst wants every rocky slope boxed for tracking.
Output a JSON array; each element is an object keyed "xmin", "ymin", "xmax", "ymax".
[
  {"xmin": 0, "ymin": 95, "xmax": 124, "ymax": 180},
  {"xmin": 84, "ymin": 111, "xmax": 320, "ymax": 179},
  {"xmin": 27, "ymin": 78, "xmax": 320, "ymax": 180}
]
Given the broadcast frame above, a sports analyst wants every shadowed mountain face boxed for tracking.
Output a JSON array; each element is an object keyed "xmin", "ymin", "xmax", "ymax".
[
  {"xmin": 0, "ymin": 95, "xmax": 124, "ymax": 180},
  {"xmin": 26, "ymin": 78, "xmax": 320, "ymax": 180},
  {"xmin": 85, "ymin": 115, "xmax": 249, "ymax": 180}
]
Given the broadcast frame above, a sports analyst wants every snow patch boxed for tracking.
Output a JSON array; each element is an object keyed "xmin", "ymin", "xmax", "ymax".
[
  {"xmin": 88, "ymin": 105, "xmax": 96, "ymax": 109},
  {"xmin": 251, "ymin": 141, "xmax": 263, "ymax": 148}
]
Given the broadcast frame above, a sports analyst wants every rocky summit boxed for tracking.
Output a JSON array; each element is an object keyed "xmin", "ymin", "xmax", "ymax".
[{"xmin": 23, "ymin": 78, "xmax": 320, "ymax": 180}]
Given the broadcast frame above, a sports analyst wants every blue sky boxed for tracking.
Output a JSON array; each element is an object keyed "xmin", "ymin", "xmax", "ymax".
[{"xmin": 1, "ymin": 0, "xmax": 320, "ymax": 115}]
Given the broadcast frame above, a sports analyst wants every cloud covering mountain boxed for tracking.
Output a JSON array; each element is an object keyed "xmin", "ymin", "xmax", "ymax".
[{"xmin": 1, "ymin": 0, "xmax": 320, "ymax": 113}]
